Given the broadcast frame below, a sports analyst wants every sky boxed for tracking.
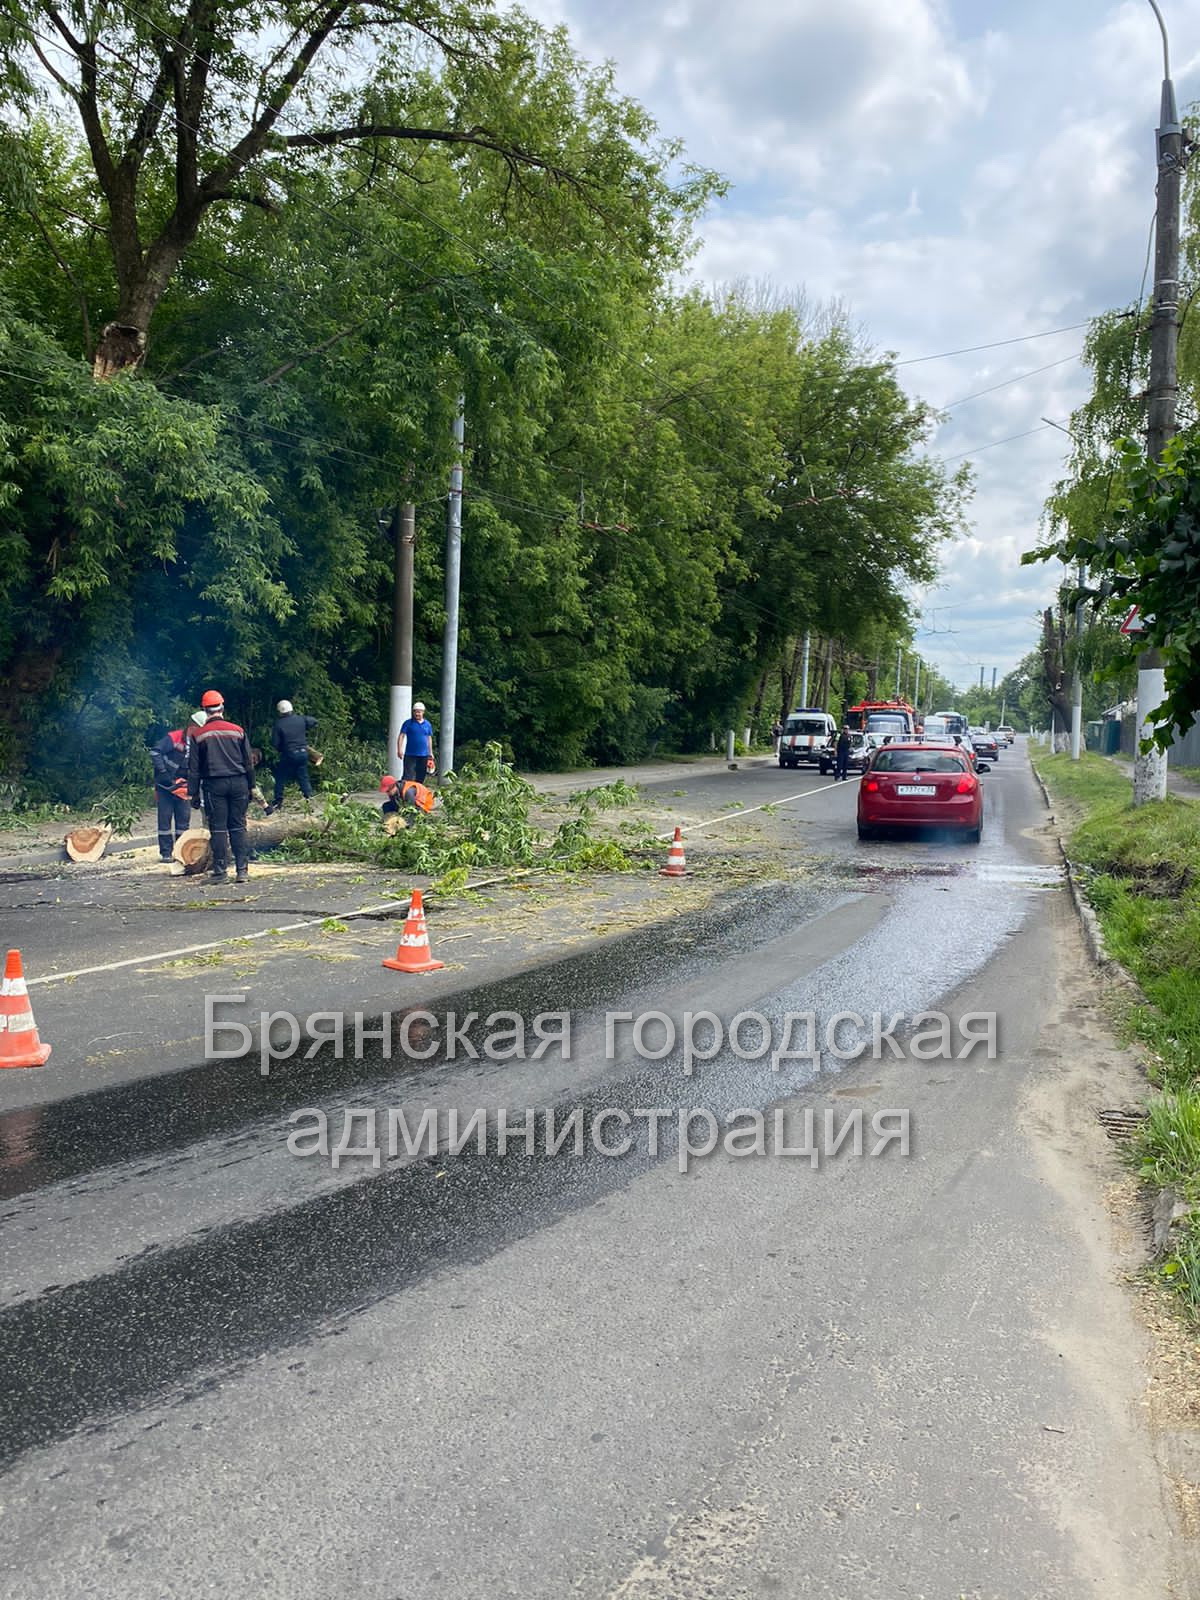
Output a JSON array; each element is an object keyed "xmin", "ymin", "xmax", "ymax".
[{"xmin": 521, "ymin": 0, "xmax": 1200, "ymax": 690}]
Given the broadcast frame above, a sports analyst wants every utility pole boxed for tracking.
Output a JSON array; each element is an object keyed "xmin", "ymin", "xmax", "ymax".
[
  {"xmin": 1136, "ymin": 0, "xmax": 1180, "ymax": 804},
  {"xmin": 979, "ymin": 665, "xmax": 985, "ymax": 689},
  {"xmin": 440, "ymin": 400, "xmax": 465, "ymax": 776},
  {"xmin": 991, "ymin": 666, "xmax": 997, "ymax": 693},
  {"xmin": 894, "ymin": 644, "xmax": 902, "ymax": 699},
  {"xmin": 913, "ymin": 656, "xmax": 921, "ymax": 711},
  {"xmin": 1070, "ymin": 561, "xmax": 1085, "ymax": 760},
  {"xmin": 386, "ymin": 503, "xmax": 417, "ymax": 780},
  {"xmin": 798, "ymin": 629, "xmax": 812, "ymax": 707}
]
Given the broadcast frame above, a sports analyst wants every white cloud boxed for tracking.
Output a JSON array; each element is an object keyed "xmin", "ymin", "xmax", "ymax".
[{"xmin": 531, "ymin": 0, "xmax": 1200, "ymax": 687}]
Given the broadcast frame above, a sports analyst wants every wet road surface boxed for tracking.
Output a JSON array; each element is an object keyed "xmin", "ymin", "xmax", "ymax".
[{"xmin": 0, "ymin": 743, "xmax": 1178, "ymax": 1597}]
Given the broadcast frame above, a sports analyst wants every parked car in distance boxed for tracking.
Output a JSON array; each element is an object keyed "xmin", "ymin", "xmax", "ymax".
[
  {"xmin": 857, "ymin": 743, "xmax": 983, "ymax": 843},
  {"xmin": 779, "ymin": 710, "xmax": 837, "ymax": 769},
  {"xmin": 970, "ymin": 729, "xmax": 999, "ymax": 761}
]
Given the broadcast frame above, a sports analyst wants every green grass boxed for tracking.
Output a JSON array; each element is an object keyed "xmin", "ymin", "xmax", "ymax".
[{"xmin": 1034, "ymin": 750, "xmax": 1200, "ymax": 1312}]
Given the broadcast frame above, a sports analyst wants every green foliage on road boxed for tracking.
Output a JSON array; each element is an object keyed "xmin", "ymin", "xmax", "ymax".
[
  {"xmin": 1034, "ymin": 750, "xmax": 1200, "ymax": 1315},
  {"xmin": 281, "ymin": 743, "xmax": 641, "ymax": 878}
]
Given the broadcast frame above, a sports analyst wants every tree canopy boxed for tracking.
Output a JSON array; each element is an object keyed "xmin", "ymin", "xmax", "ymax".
[{"xmin": 0, "ymin": 0, "xmax": 969, "ymax": 798}]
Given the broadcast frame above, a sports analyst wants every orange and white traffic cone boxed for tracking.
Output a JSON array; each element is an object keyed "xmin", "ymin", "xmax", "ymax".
[
  {"xmin": 659, "ymin": 827, "xmax": 691, "ymax": 878},
  {"xmin": 0, "ymin": 949, "xmax": 51, "ymax": 1068},
  {"xmin": 382, "ymin": 889, "xmax": 445, "ymax": 974}
]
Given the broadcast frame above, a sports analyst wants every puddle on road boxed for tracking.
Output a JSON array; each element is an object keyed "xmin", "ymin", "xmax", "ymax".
[{"xmin": 829, "ymin": 857, "xmax": 1064, "ymax": 891}]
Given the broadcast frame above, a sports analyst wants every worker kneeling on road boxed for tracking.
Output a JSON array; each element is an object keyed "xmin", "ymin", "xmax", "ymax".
[
  {"xmin": 188, "ymin": 690, "xmax": 256, "ymax": 884},
  {"xmin": 380, "ymin": 774, "xmax": 436, "ymax": 834}
]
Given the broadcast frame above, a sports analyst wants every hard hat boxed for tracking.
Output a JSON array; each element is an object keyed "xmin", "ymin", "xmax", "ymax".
[
  {"xmin": 190, "ymin": 711, "xmax": 208, "ymax": 728},
  {"xmin": 277, "ymin": 699, "xmax": 293, "ymax": 715},
  {"xmin": 379, "ymin": 774, "xmax": 399, "ymax": 791},
  {"xmin": 200, "ymin": 690, "xmax": 224, "ymax": 709},
  {"xmin": 412, "ymin": 701, "xmax": 425, "ymax": 711}
]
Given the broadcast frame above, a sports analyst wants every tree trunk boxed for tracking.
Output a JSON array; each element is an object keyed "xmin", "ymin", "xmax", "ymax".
[
  {"xmin": 92, "ymin": 226, "xmax": 195, "ymax": 378},
  {"xmin": 1040, "ymin": 607, "xmax": 1072, "ymax": 734},
  {"xmin": 818, "ymin": 636, "xmax": 834, "ymax": 712},
  {"xmin": 780, "ymin": 638, "xmax": 803, "ymax": 716},
  {"xmin": 750, "ymin": 667, "xmax": 768, "ymax": 736}
]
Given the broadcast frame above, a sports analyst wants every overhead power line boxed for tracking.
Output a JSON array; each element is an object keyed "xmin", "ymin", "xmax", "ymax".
[{"xmin": 895, "ymin": 321, "xmax": 1094, "ymax": 367}]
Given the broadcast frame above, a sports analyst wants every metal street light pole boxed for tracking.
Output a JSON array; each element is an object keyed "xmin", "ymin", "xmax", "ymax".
[
  {"xmin": 440, "ymin": 399, "xmax": 465, "ymax": 776},
  {"xmin": 1135, "ymin": 0, "xmax": 1180, "ymax": 804}
]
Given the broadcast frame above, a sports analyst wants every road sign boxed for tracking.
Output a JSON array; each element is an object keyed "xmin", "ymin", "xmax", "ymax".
[{"xmin": 1119, "ymin": 604, "xmax": 1149, "ymax": 636}]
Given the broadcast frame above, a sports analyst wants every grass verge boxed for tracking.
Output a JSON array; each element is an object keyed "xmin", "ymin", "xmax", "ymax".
[{"xmin": 1033, "ymin": 749, "xmax": 1200, "ymax": 1312}]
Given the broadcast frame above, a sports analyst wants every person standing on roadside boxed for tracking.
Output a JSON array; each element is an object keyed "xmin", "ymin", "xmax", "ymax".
[
  {"xmin": 188, "ymin": 690, "xmax": 255, "ymax": 883},
  {"xmin": 771, "ymin": 718, "xmax": 783, "ymax": 754},
  {"xmin": 834, "ymin": 724, "xmax": 852, "ymax": 782},
  {"xmin": 397, "ymin": 701, "xmax": 436, "ymax": 784},
  {"xmin": 266, "ymin": 699, "xmax": 317, "ymax": 814},
  {"xmin": 151, "ymin": 723, "xmax": 192, "ymax": 862}
]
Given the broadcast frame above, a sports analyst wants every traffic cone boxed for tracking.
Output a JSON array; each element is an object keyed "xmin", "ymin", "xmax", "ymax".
[
  {"xmin": 0, "ymin": 950, "xmax": 51, "ymax": 1068},
  {"xmin": 659, "ymin": 827, "xmax": 691, "ymax": 878},
  {"xmin": 382, "ymin": 890, "xmax": 445, "ymax": 974}
]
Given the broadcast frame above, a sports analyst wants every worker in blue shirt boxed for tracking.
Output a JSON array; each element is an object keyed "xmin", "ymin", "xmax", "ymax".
[{"xmin": 397, "ymin": 701, "xmax": 436, "ymax": 784}]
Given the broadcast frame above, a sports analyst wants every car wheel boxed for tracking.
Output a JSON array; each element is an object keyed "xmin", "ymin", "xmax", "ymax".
[
  {"xmin": 857, "ymin": 823, "xmax": 877, "ymax": 841},
  {"xmin": 965, "ymin": 824, "xmax": 982, "ymax": 844}
]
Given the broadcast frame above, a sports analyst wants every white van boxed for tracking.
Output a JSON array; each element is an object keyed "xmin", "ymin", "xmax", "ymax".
[{"xmin": 779, "ymin": 709, "xmax": 837, "ymax": 768}]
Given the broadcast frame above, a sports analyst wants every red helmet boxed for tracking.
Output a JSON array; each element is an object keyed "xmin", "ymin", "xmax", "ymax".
[
  {"xmin": 200, "ymin": 690, "xmax": 224, "ymax": 709},
  {"xmin": 379, "ymin": 774, "xmax": 399, "ymax": 791}
]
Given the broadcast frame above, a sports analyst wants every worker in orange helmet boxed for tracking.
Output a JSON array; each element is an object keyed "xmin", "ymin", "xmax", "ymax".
[{"xmin": 188, "ymin": 691, "xmax": 255, "ymax": 883}]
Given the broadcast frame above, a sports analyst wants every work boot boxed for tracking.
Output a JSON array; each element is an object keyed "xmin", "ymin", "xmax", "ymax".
[
  {"xmin": 210, "ymin": 870, "xmax": 228, "ymax": 883},
  {"xmin": 235, "ymin": 868, "xmax": 249, "ymax": 884}
]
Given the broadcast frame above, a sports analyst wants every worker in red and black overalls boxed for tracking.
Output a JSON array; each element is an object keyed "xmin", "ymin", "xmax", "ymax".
[
  {"xmin": 188, "ymin": 690, "xmax": 255, "ymax": 883},
  {"xmin": 151, "ymin": 725, "xmax": 192, "ymax": 862}
]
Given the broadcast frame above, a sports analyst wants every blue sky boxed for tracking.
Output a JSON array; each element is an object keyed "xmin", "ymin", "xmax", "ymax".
[{"xmin": 524, "ymin": 0, "xmax": 1200, "ymax": 689}]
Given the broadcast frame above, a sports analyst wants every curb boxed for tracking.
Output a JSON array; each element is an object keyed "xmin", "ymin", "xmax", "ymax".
[{"xmin": 1031, "ymin": 759, "xmax": 1141, "ymax": 993}]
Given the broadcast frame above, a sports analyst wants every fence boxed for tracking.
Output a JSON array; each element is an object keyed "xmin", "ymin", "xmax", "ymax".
[{"xmin": 1119, "ymin": 715, "xmax": 1200, "ymax": 766}]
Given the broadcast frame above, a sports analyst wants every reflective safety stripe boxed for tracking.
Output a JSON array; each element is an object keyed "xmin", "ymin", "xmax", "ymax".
[{"xmin": 0, "ymin": 1012, "xmax": 36, "ymax": 1032}]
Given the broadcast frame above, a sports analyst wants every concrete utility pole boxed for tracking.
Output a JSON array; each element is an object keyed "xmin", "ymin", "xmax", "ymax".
[
  {"xmin": 894, "ymin": 645, "xmax": 902, "ymax": 698},
  {"xmin": 979, "ymin": 665, "xmax": 985, "ymax": 688},
  {"xmin": 798, "ymin": 630, "xmax": 812, "ymax": 707},
  {"xmin": 913, "ymin": 656, "xmax": 921, "ymax": 710},
  {"xmin": 386, "ymin": 503, "xmax": 417, "ymax": 780},
  {"xmin": 1136, "ymin": 0, "xmax": 1181, "ymax": 804},
  {"xmin": 440, "ymin": 400, "xmax": 465, "ymax": 775}
]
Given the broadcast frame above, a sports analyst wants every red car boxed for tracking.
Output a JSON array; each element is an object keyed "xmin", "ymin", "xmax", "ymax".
[{"xmin": 857, "ymin": 742, "xmax": 983, "ymax": 844}]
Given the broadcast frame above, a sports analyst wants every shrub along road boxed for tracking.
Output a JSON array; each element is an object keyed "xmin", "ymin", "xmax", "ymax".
[{"xmin": 0, "ymin": 743, "xmax": 1193, "ymax": 1598}]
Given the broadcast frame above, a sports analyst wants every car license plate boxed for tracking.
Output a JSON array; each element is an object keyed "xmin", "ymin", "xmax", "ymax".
[{"xmin": 896, "ymin": 784, "xmax": 936, "ymax": 796}]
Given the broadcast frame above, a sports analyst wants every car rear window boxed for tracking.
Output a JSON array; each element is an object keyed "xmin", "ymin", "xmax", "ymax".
[
  {"xmin": 786, "ymin": 718, "xmax": 828, "ymax": 736},
  {"xmin": 873, "ymin": 750, "xmax": 967, "ymax": 774}
]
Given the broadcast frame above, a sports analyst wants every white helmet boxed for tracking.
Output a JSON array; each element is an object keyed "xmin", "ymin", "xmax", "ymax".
[
  {"xmin": 190, "ymin": 711, "xmax": 207, "ymax": 728},
  {"xmin": 277, "ymin": 699, "xmax": 293, "ymax": 715}
]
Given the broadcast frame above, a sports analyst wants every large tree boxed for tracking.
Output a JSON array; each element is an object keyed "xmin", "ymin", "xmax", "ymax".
[{"xmin": 0, "ymin": 0, "xmax": 685, "ymax": 375}]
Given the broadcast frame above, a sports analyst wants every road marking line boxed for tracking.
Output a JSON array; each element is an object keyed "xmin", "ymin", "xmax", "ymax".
[
  {"xmin": 24, "ymin": 901, "xmax": 412, "ymax": 987},
  {"xmin": 655, "ymin": 778, "xmax": 854, "ymax": 840}
]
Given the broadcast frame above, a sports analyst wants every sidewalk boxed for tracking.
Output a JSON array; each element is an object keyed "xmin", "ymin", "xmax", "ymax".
[
  {"xmin": 1105, "ymin": 755, "xmax": 1200, "ymax": 800},
  {"xmin": 0, "ymin": 753, "xmax": 772, "ymax": 870}
]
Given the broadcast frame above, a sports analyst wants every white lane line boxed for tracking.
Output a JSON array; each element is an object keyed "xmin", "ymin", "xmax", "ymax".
[
  {"xmin": 655, "ymin": 777, "xmax": 854, "ymax": 839},
  {"xmin": 24, "ymin": 899, "xmax": 411, "ymax": 987}
]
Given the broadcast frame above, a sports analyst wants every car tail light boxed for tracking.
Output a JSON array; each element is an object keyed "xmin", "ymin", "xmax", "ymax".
[
  {"xmin": 864, "ymin": 779, "xmax": 880, "ymax": 792},
  {"xmin": 955, "ymin": 776, "xmax": 976, "ymax": 793}
]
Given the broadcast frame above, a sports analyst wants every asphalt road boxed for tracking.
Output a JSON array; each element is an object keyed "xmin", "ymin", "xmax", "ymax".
[{"xmin": 0, "ymin": 743, "xmax": 1180, "ymax": 1597}]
